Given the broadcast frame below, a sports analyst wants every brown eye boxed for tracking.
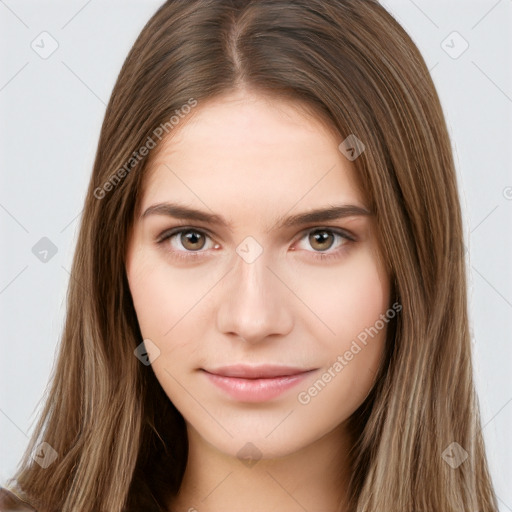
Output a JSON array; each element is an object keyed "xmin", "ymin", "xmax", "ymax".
[
  {"xmin": 156, "ymin": 227, "xmax": 219, "ymax": 262},
  {"xmin": 308, "ymin": 230, "xmax": 336, "ymax": 251},
  {"xmin": 180, "ymin": 230, "xmax": 207, "ymax": 251},
  {"xmin": 294, "ymin": 227, "xmax": 354, "ymax": 262}
]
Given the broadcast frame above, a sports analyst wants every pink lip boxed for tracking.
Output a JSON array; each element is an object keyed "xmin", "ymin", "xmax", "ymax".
[{"xmin": 202, "ymin": 365, "xmax": 316, "ymax": 402}]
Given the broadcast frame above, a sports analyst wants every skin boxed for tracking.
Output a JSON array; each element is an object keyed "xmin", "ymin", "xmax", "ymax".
[{"xmin": 125, "ymin": 88, "xmax": 391, "ymax": 512}]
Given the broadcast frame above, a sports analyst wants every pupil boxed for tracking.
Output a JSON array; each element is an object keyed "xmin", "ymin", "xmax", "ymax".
[
  {"xmin": 311, "ymin": 231, "xmax": 333, "ymax": 250},
  {"xmin": 183, "ymin": 231, "xmax": 204, "ymax": 250}
]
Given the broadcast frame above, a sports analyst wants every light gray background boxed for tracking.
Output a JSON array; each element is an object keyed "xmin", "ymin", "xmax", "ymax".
[{"xmin": 1, "ymin": 0, "xmax": 511, "ymax": 509}]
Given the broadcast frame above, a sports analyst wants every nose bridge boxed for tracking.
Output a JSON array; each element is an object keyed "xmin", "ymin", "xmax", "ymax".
[{"xmin": 216, "ymin": 238, "xmax": 293, "ymax": 343}]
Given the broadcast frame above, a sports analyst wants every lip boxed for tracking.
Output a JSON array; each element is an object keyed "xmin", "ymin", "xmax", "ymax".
[{"xmin": 201, "ymin": 365, "xmax": 316, "ymax": 402}]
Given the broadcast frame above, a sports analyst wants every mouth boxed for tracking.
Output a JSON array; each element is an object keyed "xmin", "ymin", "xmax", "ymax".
[{"xmin": 201, "ymin": 364, "xmax": 317, "ymax": 402}]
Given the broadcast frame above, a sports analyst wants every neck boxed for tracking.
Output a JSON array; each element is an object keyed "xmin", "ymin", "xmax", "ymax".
[{"xmin": 168, "ymin": 422, "xmax": 352, "ymax": 512}]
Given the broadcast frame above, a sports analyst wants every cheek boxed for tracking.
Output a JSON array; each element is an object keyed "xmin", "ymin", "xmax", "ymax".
[
  {"xmin": 293, "ymin": 245, "xmax": 390, "ymax": 344},
  {"xmin": 126, "ymin": 247, "xmax": 213, "ymax": 341},
  {"xmin": 294, "ymin": 246, "xmax": 390, "ymax": 407},
  {"xmin": 126, "ymin": 263, "xmax": 167, "ymax": 339},
  {"xmin": 338, "ymin": 252, "xmax": 389, "ymax": 341}
]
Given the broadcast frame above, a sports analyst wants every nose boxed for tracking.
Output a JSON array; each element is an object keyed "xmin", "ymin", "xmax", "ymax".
[{"xmin": 216, "ymin": 246, "xmax": 293, "ymax": 345}]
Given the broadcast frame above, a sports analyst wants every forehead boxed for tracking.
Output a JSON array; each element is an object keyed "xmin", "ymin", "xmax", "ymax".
[{"xmin": 139, "ymin": 90, "xmax": 366, "ymax": 223}]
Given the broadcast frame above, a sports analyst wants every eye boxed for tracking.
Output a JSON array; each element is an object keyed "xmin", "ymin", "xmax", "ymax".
[
  {"xmin": 156, "ymin": 227, "xmax": 218, "ymax": 260},
  {"xmin": 156, "ymin": 226, "xmax": 355, "ymax": 262},
  {"xmin": 294, "ymin": 228, "xmax": 355, "ymax": 261}
]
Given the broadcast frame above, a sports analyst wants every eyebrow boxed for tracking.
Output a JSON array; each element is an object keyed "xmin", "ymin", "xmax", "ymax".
[{"xmin": 140, "ymin": 202, "xmax": 372, "ymax": 231}]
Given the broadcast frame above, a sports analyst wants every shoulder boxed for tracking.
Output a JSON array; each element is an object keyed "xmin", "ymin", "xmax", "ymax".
[{"xmin": 0, "ymin": 487, "xmax": 37, "ymax": 512}]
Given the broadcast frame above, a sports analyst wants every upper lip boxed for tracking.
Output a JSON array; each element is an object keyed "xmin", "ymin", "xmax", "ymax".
[{"xmin": 203, "ymin": 364, "xmax": 315, "ymax": 379}]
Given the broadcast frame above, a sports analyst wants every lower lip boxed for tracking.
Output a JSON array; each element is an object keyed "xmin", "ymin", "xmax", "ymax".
[{"xmin": 202, "ymin": 370, "xmax": 314, "ymax": 402}]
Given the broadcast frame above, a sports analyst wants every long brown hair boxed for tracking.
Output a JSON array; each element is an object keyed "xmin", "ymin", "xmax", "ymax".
[{"xmin": 6, "ymin": 1, "xmax": 498, "ymax": 510}]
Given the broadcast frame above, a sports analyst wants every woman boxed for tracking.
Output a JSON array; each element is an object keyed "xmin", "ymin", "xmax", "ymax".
[{"xmin": 0, "ymin": 0, "xmax": 498, "ymax": 511}]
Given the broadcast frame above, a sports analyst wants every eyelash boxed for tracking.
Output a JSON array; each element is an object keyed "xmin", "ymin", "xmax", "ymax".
[{"xmin": 155, "ymin": 226, "xmax": 356, "ymax": 262}]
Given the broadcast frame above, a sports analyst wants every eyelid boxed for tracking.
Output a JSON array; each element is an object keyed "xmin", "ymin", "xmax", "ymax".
[
  {"xmin": 292, "ymin": 227, "xmax": 355, "ymax": 261},
  {"xmin": 156, "ymin": 223, "xmax": 357, "ymax": 242},
  {"xmin": 155, "ymin": 225, "xmax": 215, "ymax": 244},
  {"xmin": 156, "ymin": 225, "xmax": 357, "ymax": 260},
  {"xmin": 295, "ymin": 225, "xmax": 357, "ymax": 243}
]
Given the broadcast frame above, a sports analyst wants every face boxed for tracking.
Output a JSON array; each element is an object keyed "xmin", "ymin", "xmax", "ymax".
[{"xmin": 125, "ymin": 89, "xmax": 391, "ymax": 461}]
